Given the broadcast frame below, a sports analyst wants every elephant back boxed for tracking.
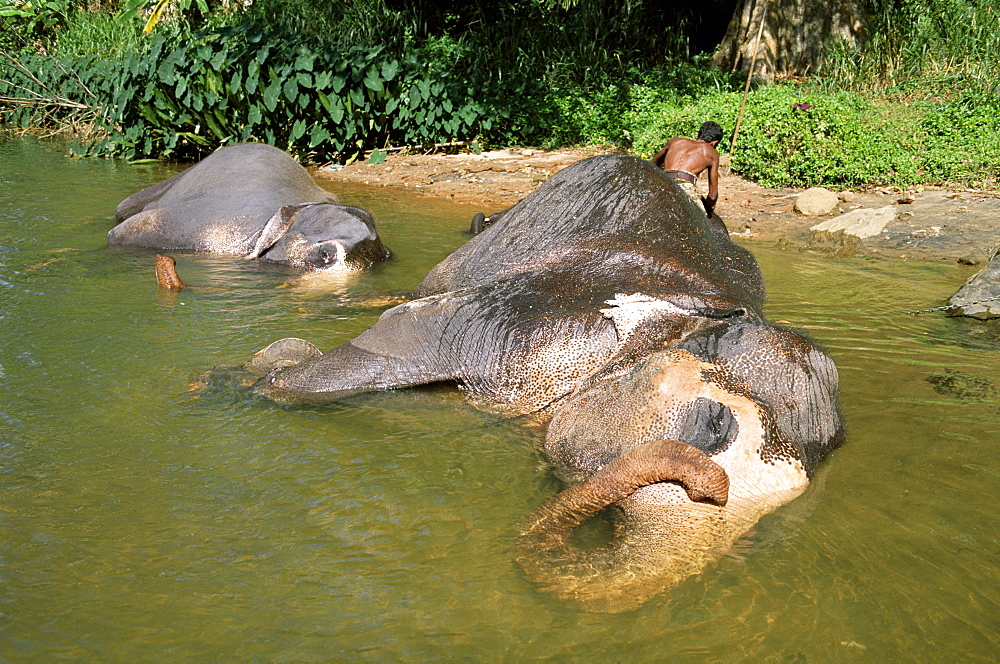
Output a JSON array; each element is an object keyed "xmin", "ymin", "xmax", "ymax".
[{"xmin": 414, "ymin": 154, "xmax": 764, "ymax": 312}]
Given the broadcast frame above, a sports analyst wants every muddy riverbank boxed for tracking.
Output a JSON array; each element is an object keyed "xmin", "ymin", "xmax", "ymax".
[{"xmin": 315, "ymin": 148, "xmax": 999, "ymax": 265}]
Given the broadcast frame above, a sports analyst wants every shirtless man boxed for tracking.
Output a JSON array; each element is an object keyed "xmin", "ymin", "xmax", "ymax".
[{"xmin": 651, "ymin": 121, "xmax": 723, "ymax": 216}]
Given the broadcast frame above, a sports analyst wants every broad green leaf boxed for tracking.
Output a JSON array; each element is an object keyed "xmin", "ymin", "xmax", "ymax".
[
  {"xmin": 263, "ymin": 81, "xmax": 280, "ymax": 112},
  {"xmin": 362, "ymin": 66, "xmax": 383, "ymax": 91},
  {"xmin": 229, "ymin": 70, "xmax": 243, "ymax": 95},
  {"xmin": 247, "ymin": 104, "xmax": 262, "ymax": 126},
  {"xmin": 331, "ymin": 75, "xmax": 346, "ymax": 94},
  {"xmin": 349, "ymin": 87, "xmax": 364, "ymax": 106},
  {"xmin": 210, "ymin": 49, "xmax": 226, "ymax": 71},
  {"xmin": 157, "ymin": 61, "xmax": 175, "ymax": 85},
  {"xmin": 283, "ymin": 78, "xmax": 298, "ymax": 103},
  {"xmin": 207, "ymin": 109, "xmax": 229, "ymax": 139},
  {"xmin": 381, "ymin": 59, "xmax": 399, "ymax": 81},
  {"xmin": 294, "ymin": 51, "xmax": 315, "ymax": 72},
  {"xmin": 290, "ymin": 119, "xmax": 306, "ymax": 141},
  {"xmin": 330, "ymin": 100, "xmax": 344, "ymax": 124},
  {"xmin": 309, "ymin": 124, "xmax": 330, "ymax": 147},
  {"xmin": 368, "ymin": 148, "xmax": 386, "ymax": 165}
]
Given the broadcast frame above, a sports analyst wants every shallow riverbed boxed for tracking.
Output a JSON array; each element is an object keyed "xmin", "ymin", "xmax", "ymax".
[{"xmin": 0, "ymin": 138, "xmax": 996, "ymax": 661}]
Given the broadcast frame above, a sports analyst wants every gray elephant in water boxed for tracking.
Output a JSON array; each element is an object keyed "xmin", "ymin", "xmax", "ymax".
[
  {"xmin": 253, "ymin": 155, "xmax": 844, "ymax": 612},
  {"xmin": 109, "ymin": 143, "xmax": 390, "ymax": 270}
]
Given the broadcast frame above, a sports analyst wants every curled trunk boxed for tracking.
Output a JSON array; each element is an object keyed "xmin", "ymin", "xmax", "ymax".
[{"xmin": 518, "ymin": 440, "xmax": 733, "ymax": 613}]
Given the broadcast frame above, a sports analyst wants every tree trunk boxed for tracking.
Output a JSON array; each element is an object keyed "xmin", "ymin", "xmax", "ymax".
[{"xmin": 712, "ymin": 0, "xmax": 867, "ymax": 81}]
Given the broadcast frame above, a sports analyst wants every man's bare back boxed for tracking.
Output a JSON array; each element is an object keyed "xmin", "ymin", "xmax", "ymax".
[{"xmin": 651, "ymin": 121, "xmax": 723, "ymax": 215}]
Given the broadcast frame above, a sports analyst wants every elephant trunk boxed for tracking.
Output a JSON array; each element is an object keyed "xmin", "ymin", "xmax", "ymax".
[
  {"xmin": 155, "ymin": 254, "xmax": 185, "ymax": 290},
  {"xmin": 518, "ymin": 439, "xmax": 731, "ymax": 612}
]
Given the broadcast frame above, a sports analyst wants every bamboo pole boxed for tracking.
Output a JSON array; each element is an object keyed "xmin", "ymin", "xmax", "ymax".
[{"xmin": 728, "ymin": 1, "xmax": 769, "ymax": 159}]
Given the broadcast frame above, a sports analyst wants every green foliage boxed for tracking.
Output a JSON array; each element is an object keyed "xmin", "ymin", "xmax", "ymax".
[
  {"xmin": 727, "ymin": 86, "xmax": 919, "ymax": 188},
  {"xmin": 818, "ymin": 0, "xmax": 1000, "ymax": 97},
  {"xmin": 0, "ymin": 0, "xmax": 78, "ymax": 50},
  {"xmin": 54, "ymin": 8, "xmax": 145, "ymax": 56},
  {"xmin": 916, "ymin": 93, "xmax": 1000, "ymax": 185},
  {"xmin": 241, "ymin": 0, "xmax": 412, "ymax": 52},
  {"xmin": 625, "ymin": 83, "xmax": 1000, "ymax": 189},
  {"xmin": 5, "ymin": 0, "xmax": 1000, "ymax": 192},
  {"xmin": 71, "ymin": 25, "xmax": 532, "ymax": 160},
  {"xmin": 0, "ymin": 50, "xmax": 111, "ymax": 129},
  {"xmin": 117, "ymin": 0, "xmax": 208, "ymax": 33},
  {"xmin": 628, "ymin": 88, "xmax": 739, "ymax": 157}
]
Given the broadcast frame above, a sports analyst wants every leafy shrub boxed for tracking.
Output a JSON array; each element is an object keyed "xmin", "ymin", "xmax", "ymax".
[
  {"xmin": 68, "ymin": 25, "xmax": 538, "ymax": 160},
  {"xmin": 917, "ymin": 93, "xmax": 1000, "ymax": 186},
  {"xmin": 627, "ymin": 88, "xmax": 740, "ymax": 157},
  {"xmin": 0, "ymin": 50, "xmax": 111, "ymax": 129},
  {"xmin": 731, "ymin": 86, "xmax": 921, "ymax": 188},
  {"xmin": 54, "ymin": 8, "xmax": 146, "ymax": 57},
  {"xmin": 0, "ymin": 0, "xmax": 78, "ymax": 50}
]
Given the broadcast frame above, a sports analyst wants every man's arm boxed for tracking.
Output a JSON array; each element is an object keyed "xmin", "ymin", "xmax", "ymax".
[
  {"xmin": 651, "ymin": 143, "xmax": 669, "ymax": 169},
  {"xmin": 704, "ymin": 148, "xmax": 720, "ymax": 215}
]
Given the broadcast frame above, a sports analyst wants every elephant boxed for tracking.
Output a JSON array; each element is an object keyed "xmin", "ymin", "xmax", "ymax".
[
  {"xmin": 253, "ymin": 154, "xmax": 844, "ymax": 612},
  {"xmin": 109, "ymin": 143, "xmax": 390, "ymax": 270}
]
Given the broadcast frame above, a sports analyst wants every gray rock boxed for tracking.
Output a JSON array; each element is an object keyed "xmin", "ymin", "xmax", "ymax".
[
  {"xmin": 949, "ymin": 254, "xmax": 1000, "ymax": 319},
  {"xmin": 794, "ymin": 187, "xmax": 839, "ymax": 216},
  {"xmin": 809, "ymin": 206, "xmax": 897, "ymax": 239}
]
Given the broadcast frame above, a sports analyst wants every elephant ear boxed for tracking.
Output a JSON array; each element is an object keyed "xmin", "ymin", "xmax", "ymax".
[{"xmin": 247, "ymin": 204, "xmax": 310, "ymax": 258}]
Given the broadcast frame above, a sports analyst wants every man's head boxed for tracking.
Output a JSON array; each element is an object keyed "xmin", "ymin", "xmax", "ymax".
[{"xmin": 697, "ymin": 121, "xmax": 724, "ymax": 145}]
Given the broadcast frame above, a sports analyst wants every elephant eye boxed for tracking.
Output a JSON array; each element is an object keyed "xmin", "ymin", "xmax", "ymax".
[{"xmin": 675, "ymin": 398, "xmax": 739, "ymax": 455}]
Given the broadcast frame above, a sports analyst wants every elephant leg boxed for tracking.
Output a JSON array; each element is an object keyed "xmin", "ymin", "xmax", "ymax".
[{"xmin": 258, "ymin": 340, "xmax": 458, "ymax": 403}]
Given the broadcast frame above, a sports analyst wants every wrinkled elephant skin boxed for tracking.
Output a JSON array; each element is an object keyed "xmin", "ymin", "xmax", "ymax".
[
  {"xmin": 255, "ymin": 155, "xmax": 844, "ymax": 611},
  {"xmin": 109, "ymin": 143, "xmax": 390, "ymax": 270}
]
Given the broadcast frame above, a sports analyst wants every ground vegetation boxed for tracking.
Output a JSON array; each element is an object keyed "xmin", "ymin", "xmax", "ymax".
[{"xmin": 0, "ymin": 0, "xmax": 998, "ymax": 189}]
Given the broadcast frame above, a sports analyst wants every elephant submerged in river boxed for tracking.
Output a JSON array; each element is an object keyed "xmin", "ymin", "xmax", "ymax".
[
  {"xmin": 109, "ymin": 143, "xmax": 390, "ymax": 270},
  {"xmin": 252, "ymin": 154, "xmax": 844, "ymax": 612}
]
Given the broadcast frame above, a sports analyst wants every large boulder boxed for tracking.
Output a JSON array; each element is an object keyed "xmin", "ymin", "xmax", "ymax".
[
  {"xmin": 810, "ymin": 206, "xmax": 897, "ymax": 239},
  {"xmin": 949, "ymin": 249, "xmax": 1000, "ymax": 319},
  {"xmin": 795, "ymin": 187, "xmax": 839, "ymax": 216}
]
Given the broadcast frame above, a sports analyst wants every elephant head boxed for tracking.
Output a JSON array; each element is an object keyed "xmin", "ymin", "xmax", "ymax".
[
  {"xmin": 518, "ymin": 320, "xmax": 843, "ymax": 613},
  {"xmin": 247, "ymin": 202, "xmax": 390, "ymax": 270}
]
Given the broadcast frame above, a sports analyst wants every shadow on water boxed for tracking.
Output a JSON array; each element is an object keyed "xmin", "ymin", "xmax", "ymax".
[{"xmin": 0, "ymin": 138, "xmax": 996, "ymax": 661}]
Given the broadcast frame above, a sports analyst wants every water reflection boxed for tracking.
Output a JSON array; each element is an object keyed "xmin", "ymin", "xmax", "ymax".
[{"xmin": 0, "ymin": 138, "xmax": 995, "ymax": 661}]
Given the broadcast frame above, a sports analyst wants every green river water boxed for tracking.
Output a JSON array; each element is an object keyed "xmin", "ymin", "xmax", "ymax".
[{"xmin": 0, "ymin": 138, "xmax": 996, "ymax": 661}]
